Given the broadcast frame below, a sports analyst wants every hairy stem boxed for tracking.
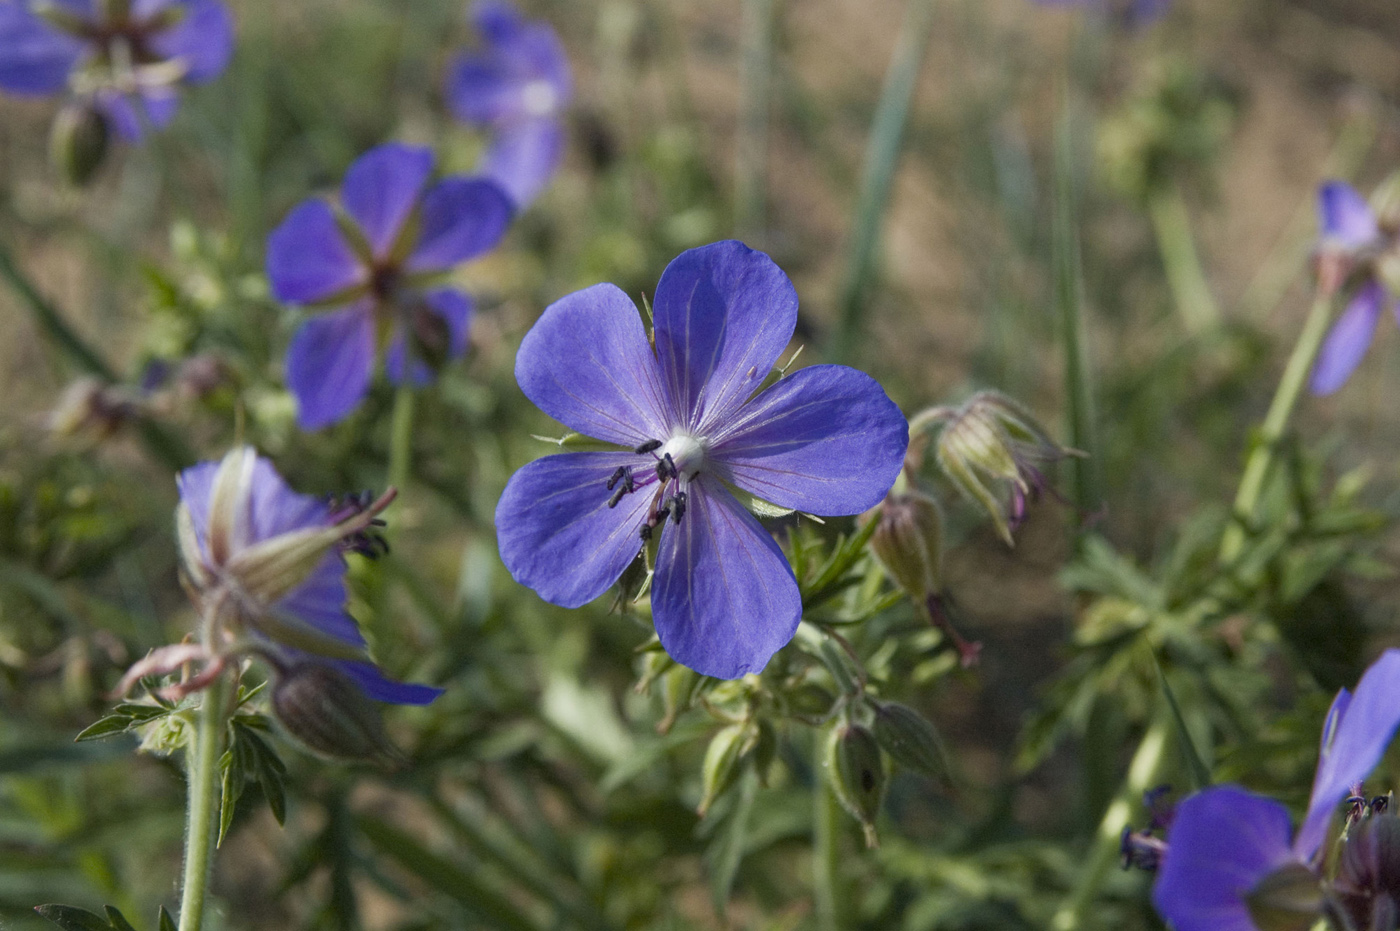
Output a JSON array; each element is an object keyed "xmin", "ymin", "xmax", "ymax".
[
  {"xmin": 388, "ymin": 384, "xmax": 416, "ymax": 498},
  {"xmin": 177, "ymin": 674, "xmax": 230, "ymax": 931},
  {"xmin": 814, "ymin": 772, "xmax": 844, "ymax": 931},
  {"xmin": 1218, "ymin": 290, "xmax": 1333, "ymax": 564}
]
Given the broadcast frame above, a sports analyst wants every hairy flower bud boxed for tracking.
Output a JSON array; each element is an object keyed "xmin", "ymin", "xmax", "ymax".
[
  {"xmin": 271, "ymin": 663, "xmax": 406, "ymax": 769},
  {"xmin": 698, "ymin": 722, "xmax": 753, "ymax": 816},
  {"xmin": 867, "ymin": 492, "xmax": 943, "ymax": 603},
  {"xmin": 826, "ymin": 722, "xmax": 885, "ymax": 848},
  {"xmin": 871, "ymin": 701, "xmax": 947, "ymax": 781},
  {"xmin": 50, "ymin": 100, "xmax": 110, "ymax": 187},
  {"xmin": 1335, "ymin": 812, "xmax": 1400, "ymax": 931},
  {"xmin": 1243, "ymin": 862, "xmax": 1323, "ymax": 931},
  {"xmin": 46, "ymin": 377, "xmax": 139, "ymax": 442}
]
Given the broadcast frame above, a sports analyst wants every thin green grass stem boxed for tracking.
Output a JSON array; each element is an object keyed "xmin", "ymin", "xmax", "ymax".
[
  {"xmin": 735, "ymin": 0, "xmax": 775, "ymax": 243},
  {"xmin": 1148, "ymin": 186, "xmax": 1219, "ymax": 335},
  {"xmin": 828, "ymin": 0, "xmax": 936, "ymax": 364},
  {"xmin": 1049, "ymin": 715, "xmax": 1169, "ymax": 931},
  {"xmin": 388, "ymin": 384, "xmax": 416, "ymax": 498},
  {"xmin": 177, "ymin": 674, "xmax": 230, "ymax": 931},
  {"xmin": 814, "ymin": 772, "xmax": 844, "ymax": 931},
  {"xmin": 1052, "ymin": 92, "xmax": 1101, "ymax": 523},
  {"xmin": 1218, "ymin": 290, "xmax": 1334, "ymax": 564}
]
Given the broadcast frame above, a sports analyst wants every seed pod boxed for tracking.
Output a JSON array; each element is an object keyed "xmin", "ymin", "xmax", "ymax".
[
  {"xmin": 826, "ymin": 723, "xmax": 885, "ymax": 848},
  {"xmin": 698, "ymin": 722, "xmax": 750, "ymax": 816},
  {"xmin": 50, "ymin": 100, "xmax": 109, "ymax": 187},
  {"xmin": 867, "ymin": 492, "xmax": 944, "ymax": 602},
  {"xmin": 872, "ymin": 701, "xmax": 948, "ymax": 781},
  {"xmin": 272, "ymin": 663, "xmax": 406, "ymax": 769}
]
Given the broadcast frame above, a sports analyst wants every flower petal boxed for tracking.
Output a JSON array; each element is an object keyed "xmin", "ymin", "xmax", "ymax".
[
  {"xmin": 1309, "ymin": 279, "xmax": 1384, "ymax": 396},
  {"xmin": 177, "ymin": 451, "xmax": 330, "ymax": 556},
  {"xmin": 1295, "ymin": 649, "xmax": 1400, "ymax": 860},
  {"xmin": 1152, "ymin": 786, "xmax": 1299, "ymax": 931},
  {"xmin": 652, "ymin": 240, "xmax": 799, "ymax": 433},
  {"xmin": 285, "ymin": 303, "xmax": 377, "ymax": 431},
  {"xmin": 0, "ymin": 5, "xmax": 84, "ymax": 95},
  {"xmin": 95, "ymin": 85, "xmax": 180, "ymax": 141},
  {"xmin": 515, "ymin": 282, "xmax": 672, "ymax": 446},
  {"xmin": 341, "ymin": 142, "xmax": 434, "ymax": 260},
  {"xmin": 651, "ymin": 476, "xmax": 800, "ymax": 679},
  {"xmin": 479, "ymin": 117, "xmax": 565, "ymax": 209},
  {"xmin": 273, "ymin": 553, "xmax": 366, "ymax": 647},
  {"xmin": 385, "ymin": 288, "xmax": 473, "ymax": 386},
  {"xmin": 445, "ymin": 52, "xmax": 520, "ymax": 126},
  {"xmin": 405, "ymin": 176, "xmax": 514, "ymax": 273},
  {"xmin": 331, "ymin": 659, "xmax": 444, "ymax": 705},
  {"xmin": 1318, "ymin": 181, "xmax": 1380, "ymax": 250},
  {"xmin": 150, "ymin": 0, "xmax": 234, "ymax": 83},
  {"xmin": 710, "ymin": 364, "xmax": 908, "ymax": 515},
  {"xmin": 495, "ymin": 451, "xmax": 655, "ymax": 608},
  {"xmin": 266, "ymin": 199, "xmax": 366, "ymax": 304}
]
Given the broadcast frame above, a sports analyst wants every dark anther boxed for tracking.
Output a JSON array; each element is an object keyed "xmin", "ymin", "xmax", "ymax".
[
  {"xmin": 1347, "ymin": 795, "xmax": 1369, "ymax": 823},
  {"xmin": 606, "ymin": 466, "xmax": 628, "ymax": 491},
  {"xmin": 654, "ymin": 507, "xmax": 670, "ymax": 525},
  {"xmin": 1120, "ymin": 826, "xmax": 1166, "ymax": 872},
  {"xmin": 634, "ymin": 439, "xmax": 663, "ymax": 455},
  {"xmin": 1373, "ymin": 796, "xmax": 1391, "ymax": 816},
  {"xmin": 656, "ymin": 453, "xmax": 677, "ymax": 481},
  {"xmin": 671, "ymin": 491, "xmax": 687, "ymax": 524},
  {"xmin": 608, "ymin": 485, "xmax": 629, "ymax": 508},
  {"xmin": 639, "ymin": 524, "xmax": 653, "ymax": 542}
]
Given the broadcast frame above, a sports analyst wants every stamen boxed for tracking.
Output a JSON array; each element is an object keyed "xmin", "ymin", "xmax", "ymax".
[
  {"xmin": 654, "ymin": 506, "xmax": 671, "ymax": 525},
  {"xmin": 656, "ymin": 453, "xmax": 677, "ymax": 482},
  {"xmin": 634, "ymin": 439, "xmax": 663, "ymax": 455},
  {"xmin": 609, "ymin": 485, "xmax": 630, "ymax": 508},
  {"xmin": 671, "ymin": 491, "xmax": 687, "ymax": 524},
  {"xmin": 606, "ymin": 466, "xmax": 627, "ymax": 490},
  {"xmin": 639, "ymin": 524, "xmax": 653, "ymax": 541}
]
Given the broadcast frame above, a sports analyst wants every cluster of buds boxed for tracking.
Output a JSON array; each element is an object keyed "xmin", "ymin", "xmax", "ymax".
[{"xmin": 915, "ymin": 391, "xmax": 1081, "ymax": 547}]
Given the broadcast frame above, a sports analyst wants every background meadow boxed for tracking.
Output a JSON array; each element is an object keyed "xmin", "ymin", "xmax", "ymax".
[{"xmin": 3, "ymin": 0, "xmax": 1400, "ymax": 929}]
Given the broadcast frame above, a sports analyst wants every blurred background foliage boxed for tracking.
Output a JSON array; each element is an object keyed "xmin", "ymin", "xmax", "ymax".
[{"xmin": 4, "ymin": 0, "xmax": 1400, "ymax": 929}]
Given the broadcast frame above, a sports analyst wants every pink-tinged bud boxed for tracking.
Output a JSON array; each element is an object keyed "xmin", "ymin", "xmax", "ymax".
[
  {"xmin": 271, "ymin": 663, "xmax": 406, "ymax": 769},
  {"xmin": 50, "ymin": 100, "xmax": 109, "ymax": 188},
  {"xmin": 867, "ymin": 492, "xmax": 943, "ymax": 603}
]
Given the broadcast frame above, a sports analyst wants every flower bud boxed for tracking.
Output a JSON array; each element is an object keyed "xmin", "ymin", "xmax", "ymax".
[
  {"xmin": 1335, "ymin": 812, "xmax": 1400, "ymax": 930},
  {"xmin": 1243, "ymin": 862, "xmax": 1323, "ymax": 931},
  {"xmin": 867, "ymin": 492, "xmax": 943, "ymax": 603},
  {"xmin": 46, "ymin": 377, "xmax": 139, "ymax": 442},
  {"xmin": 1371, "ymin": 171, "xmax": 1400, "ymax": 236},
  {"xmin": 50, "ymin": 100, "xmax": 110, "ymax": 188},
  {"xmin": 271, "ymin": 663, "xmax": 406, "ymax": 769},
  {"xmin": 871, "ymin": 701, "xmax": 947, "ymax": 781},
  {"xmin": 826, "ymin": 722, "xmax": 885, "ymax": 848},
  {"xmin": 698, "ymin": 722, "xmax": 752, "ymax": 816}
]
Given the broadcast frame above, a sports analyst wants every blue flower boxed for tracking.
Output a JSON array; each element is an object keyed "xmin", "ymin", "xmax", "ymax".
[
  {"xmin": 0, "ymin": 0, "xmax": 233, "ymax": 139},
  {"xmin": 1152, "ymin": 650, "xmax": 1400, "ymax": 931},
  {"xmin": 266, "ymin": 142, "xmax": 514, "ymax": 430},
  {"xmin": 445, "ymin": 0, "xmax": 571, "ymax": 209},
  {"xmin": 1029, "ymin": 0, "xmax": 1169, "ymax": 26},
  {"xmin": 1310, "ymin": 181, "xmax": 1394, "ymax": 396},
  {"xmin": 495, "ymin": 241, "xmax": 909, "ymax": 679}
]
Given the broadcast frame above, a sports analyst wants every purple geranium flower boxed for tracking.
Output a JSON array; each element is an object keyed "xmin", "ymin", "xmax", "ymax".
[
  {"xmin": 1309, "ymin": 181, "xmax": 1396, "ymax": 396},
  {"xmin": 1152, "ymin": 650, "xmax": 1400, "ymax": 931},
  {"xmin": 266, "ymin": 142, "xmax": 514, "ymax": 430},
  {"xmin": 445, "ymin": 0, "xmax": 571, "ymax": 209},
  {"xmin": 1029, "ymin": 0, "xmax": 1169, "ymax": 26},
  {"xmin": 495, "ymin": 240, "xmax": 909, "ymax": 679},
  {"xmin": 0, "ymin": 0, "xmax": 233, "ymax": 139}
]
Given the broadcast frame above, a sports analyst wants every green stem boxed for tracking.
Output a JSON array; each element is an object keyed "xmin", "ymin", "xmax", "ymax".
[
  {"xmin": 177, "ymin": 675, "xmax": 230, "ymax": 931},
  {"xmin": 735, "ymin": 0, "xmax": 775, "ymax": 243},
  {"xmin": 813, "ymin": 770, "xmax": 843, "ymax": 931},
  {"xmin": 1148, "ymin": 186, "xmax": 1219, "ymax": 335},
  {"xmin": 828, "ymin": 0, "xmax": 937, "ymax": 364},
  {"xmin": 388, "ymin": 384, "xmax": 416, "ymax": 496},
  {"xmin": 1049, "ymin": 715, "xmax": 1169, "ymax": 931},
  {"xmin": 1052, "ymin": 91, "xmax": 1101, "ymax": 521},
  {"xmin": 1217, "ymin": 290, "xmax": 1334, "ymax": 564}
]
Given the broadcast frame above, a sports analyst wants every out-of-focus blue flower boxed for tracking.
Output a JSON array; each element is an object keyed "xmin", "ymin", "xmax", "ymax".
[
  {"xmin": 1151, "ymin": 650, "xmax": 1400, "ymax": 931},
  {"xmin": 1030, "ymin": 0, "xmax": 1169, "ymax": 27},
  {"xmin": 167, "ymin": 446, "xmax": 442, "ymax": 705},
  {"xmin": 495, "ymin": 240, "xmax": 908, "ymax": 679},
  {"xmin": 445, "ymin": 0, "xmax": 571, "ymax": 209},
  {"xmin": 1309, "ymin": 181, "xmax": 1395, "ymax": 396},
  {"xmin": 0, "ymin": 0, "xmax": 233, "ymax": 139},
  {"xmin": 266, "ymin": 142, "xmax": 514, "ymax": 430}
]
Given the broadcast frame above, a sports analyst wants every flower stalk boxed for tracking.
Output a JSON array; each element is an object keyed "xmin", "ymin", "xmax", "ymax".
[
  {"xmin": 177, "ymin": 671, "xmax": 230, "ymax": 931},
  {"xmin": 388, "ymin": 383, "xmax": 416, "ymax": 498}
]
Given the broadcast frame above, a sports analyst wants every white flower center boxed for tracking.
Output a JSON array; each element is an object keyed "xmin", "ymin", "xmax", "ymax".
[
  {"xmin": 521, "ymin": 80, "xmax": 559, "ymax": 118},
  {"xmin": 661, "ymin": 433, "xmax": 707, "ymax": 481}
]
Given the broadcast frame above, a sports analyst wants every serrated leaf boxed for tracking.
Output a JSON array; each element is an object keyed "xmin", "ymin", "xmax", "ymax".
[
  {"xmin": 74, "ymin": 716, "xmax": 139, "ymax": 742},
  {"xmin": 33, "ymin": 905, "xmax": 112, "ymax": 931},
  {"xmin": 158, "ymin": 907, "xmax": 176, "ymax": 931}
]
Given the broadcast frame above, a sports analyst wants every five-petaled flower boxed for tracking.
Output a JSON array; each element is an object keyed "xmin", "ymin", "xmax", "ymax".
[
  {"xmin": 0, "ymin": 0, "xmax": 233, "ymax": 139},
  {"xmin": 116, "ymin": 446, "xmax": 443, "ymax": 707},
  {"xmin": 495, "ymin": 240, "xmax": 908, "ymax": 679},
  {"xmin": 1309, "ymin": 180, "xmax": 1400, "ymax": 396},
  {"xmin": 1151, "ymin": 649, "xmax": 1400, "ymax": 931},
  {"xmin": 266, "ymin": 142, "xmax": 514, "ymax": 430},
  {"xmin": 445, "ymin": 0, "xmax": 571, "ymax": 209}
]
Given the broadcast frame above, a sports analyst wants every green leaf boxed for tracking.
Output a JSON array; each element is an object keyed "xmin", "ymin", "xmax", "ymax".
[
  {"xmin": 707, "ymin": 768, "xmax": 759, "ymax": 915},
  {"xmin": 158, "ymin": 907, "xmax": 176, "ymax": 931},
  {"xmin": 33, "ymin": 905, "xmax": 114, "ymax": 931},
  {"xmin": 102, "ymin": 907, "xmax": 137, "ymax": 931}
]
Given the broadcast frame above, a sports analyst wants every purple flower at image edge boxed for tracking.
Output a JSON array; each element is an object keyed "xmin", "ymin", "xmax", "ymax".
[
  {"xmin": 494, "ymin": 240, "xmax": 909, "ymax": 679},
  {"xmin": 1029, "ymin": 0, "xmax": 1169, "ymax": 26},
  {"xmin": 1151, "ymin": 650, "xmax": 1400, "ymax": 931},
  {"xmin": 266, "ymin": 142, "xmax": 514, "ymax": 430},
  {"xmin": 0, "ymin": 0, "xmax": 234, "ymax": 139},
  {"xmin": 1309, "ymin": 180, "xmax": 1396, "ymax": 396},
  {"xmin": 176, "ymin": 448, "xmax": 442, "ymax": 705},
  {"xmin": 446, "ymin": 0, "xmax": 572, "ymax": 208}
]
